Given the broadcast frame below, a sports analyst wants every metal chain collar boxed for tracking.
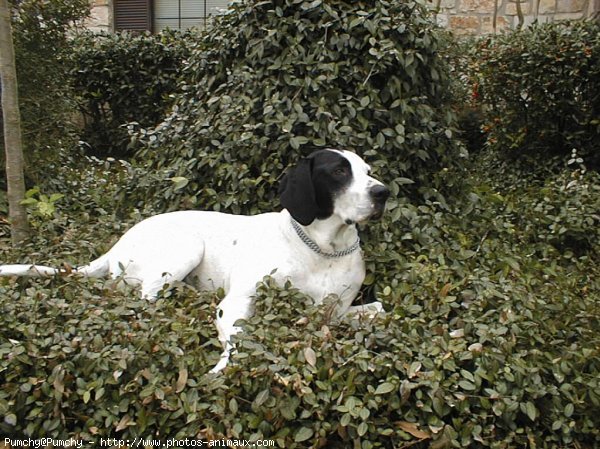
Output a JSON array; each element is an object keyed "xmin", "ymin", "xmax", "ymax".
[{"xmin": 290, "ymin": 217, "xmax": 361, "ymax": 259}]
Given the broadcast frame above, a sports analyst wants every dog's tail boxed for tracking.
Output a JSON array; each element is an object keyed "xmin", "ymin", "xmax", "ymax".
[
  {"xmin": 0, "ymin": 254, "xmax": 110, "ymax": 279},
  {"xmin": 0, "ymin": 264, "xmax": 61, "ymax": 277}
]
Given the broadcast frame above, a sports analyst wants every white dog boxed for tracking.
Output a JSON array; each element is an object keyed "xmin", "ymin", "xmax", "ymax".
[{"xmin": 0, "ymin": 149, "xmax": 390, "ymax": 372}]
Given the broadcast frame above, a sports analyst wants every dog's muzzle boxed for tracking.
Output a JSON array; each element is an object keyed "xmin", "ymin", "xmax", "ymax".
[{"xmin": 369, "ymin": 184, "xmax": 390, "ymax": 220}]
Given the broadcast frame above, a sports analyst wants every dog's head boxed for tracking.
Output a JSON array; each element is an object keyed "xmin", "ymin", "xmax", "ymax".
[{"xmin": 279, "ymin": 149, "xmax": 390, "ymax": 226}]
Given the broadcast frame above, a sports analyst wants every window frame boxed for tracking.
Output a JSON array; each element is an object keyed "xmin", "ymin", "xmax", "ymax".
[{"xmin": 114, "ymin": 0, "xmax": 217, "ymax": 32}]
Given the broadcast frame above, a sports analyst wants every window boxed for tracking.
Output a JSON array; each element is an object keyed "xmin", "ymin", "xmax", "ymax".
[
  {"xmin": 114, "ymin": 0, "xmax": 229, "ymax": 32},
  {"xmin": 114, "ymin": 0, "xmax": 152, "ymax": 32},
  {"xmin": 154, "ymin": 0, "xmax": 202, "ymax": 31}
]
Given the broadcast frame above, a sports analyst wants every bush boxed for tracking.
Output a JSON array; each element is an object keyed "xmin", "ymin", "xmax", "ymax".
[
  {"xmin": 515, "ymin": 161, "xmax": 600, "ymax": 256},
  {"xmin": 0, "ymin": 279, "xmax": 219, "ymax": 439},
  {"xmin": 1, "ymin": 2, "xmax": 598, "ymax": 446},
  {"xmin": 132, "ymin": 0, "xmax": 466, "ymax": 215},
  {"xmin": 68, "ymin": 30, "xmax": 193, "ymax": 157},
  {"xmin": 1, "ymin": 145, "xmax": 598, "ymax": 448},
  {"xmin": 443, "ymin": 39, "xmax": 487, "ymax": 155},
  {"xmin": 0, "ymin": 0, "xmax": 89, "ymax": 181},
  {"xmin": 0, "ymin": 264, "xmax": 598, "ymax": 446},
  {"xmin": 471, "ymin": 148, "xmax": 600, "ymax": 257},
  {"xmin": 471, "ymin": 20, "xmax": 600, "ymax": 168}
]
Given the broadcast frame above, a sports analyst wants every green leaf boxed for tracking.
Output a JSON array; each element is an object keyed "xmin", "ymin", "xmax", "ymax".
[
  {"xmin": 358, "ymin": 421, "xmax": 368, "ymax": 436},
  {"xmin": 350, "ymin": 17, "xmax": 364, "ymax": 29},
  {"xmin": 290, "ymin": 136, "xmax": 309, "ymax": 150},
  {"xmin": 564, "ymin": 403, "xmax": 574, "ymax": 418},
  {"xmin": 408, "ymin": 361, "xmax": 422, "ymax": 378},
  {"xmin": 303, "ymin": 0, "xmax": 322, "ymax": 10},
  {"xmin": 20, "ymin": 198, "xmax": 38, "ymax": 206},
  {"xmin": 253, "ymin": 389, "xmax": 270, "ymax": 407},
  {"xmin": 304, "ymin": 347, "xmax": 317, "ymax": 367},
  {"xmin": 38, "ymin": 202, "xmax": 55, "ymax": 218},
  {"xmin": 4, "ymin": 413, "xmax": 17, "ymax": 426},
  {"xmin": 458, "ymin": 381, "xmax": 476, "ymax": 391},
  {"xmin": 340, "ymin": 413, "xmax": 351, "ymax": 426},
  {"xmin": 375, "ymin": 382, "xmax": 396, "ymax": 395},
  {"xmin": 524, "ymin": 401, "xmax": 537, "ymax": 421},
  {"xmin": 170, "ymin": 176, "xmax": 189, "ymax": 191},
  {"xmin": 294, "ymin": 427, "xmax": 314, "ymax": 442},
  {"xmin": 95, "ymin": 387, "xmax": 105, "ymax": 400}
]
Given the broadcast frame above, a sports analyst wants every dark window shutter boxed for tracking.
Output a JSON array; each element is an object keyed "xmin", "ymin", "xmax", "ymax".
[{"xmin": 114, "ymin": 0, "xmax": 152, "ymax": 32}]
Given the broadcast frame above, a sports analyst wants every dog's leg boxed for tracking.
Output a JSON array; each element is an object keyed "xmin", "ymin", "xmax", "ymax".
[
  {"xmin": 117, "ymin": 246, "xmax": 205, "ymax": 300},
  {"xmin": 210, "ymin": 292, "xmax": 253, "ymax": 373},
  {"xmin": 344, "ymin": 301, "xmax": 385, "ymax": 318}
]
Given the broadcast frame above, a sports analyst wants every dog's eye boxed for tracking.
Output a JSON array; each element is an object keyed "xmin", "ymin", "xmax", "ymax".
[{"xmin": 333, "ymin": 167, "xmax": 349, "ymax": 177}]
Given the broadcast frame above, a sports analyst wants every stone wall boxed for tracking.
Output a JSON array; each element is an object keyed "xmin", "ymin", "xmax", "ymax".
[
  {"xmin": 87, "ymin": 0, "xmax": 112, "ymax": 33},
  {"xmin": 88, "ymin": 0, "xmax": 598, "ymax": 35},
  {"xmin": 434, "ymin": 0, "xmax": 599, "ymax": 34}
]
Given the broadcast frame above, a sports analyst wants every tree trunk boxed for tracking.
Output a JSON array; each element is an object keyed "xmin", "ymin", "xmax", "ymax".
[{"xmin": 0, "ymin": 0, "xmax": 30, "ymax": 245}]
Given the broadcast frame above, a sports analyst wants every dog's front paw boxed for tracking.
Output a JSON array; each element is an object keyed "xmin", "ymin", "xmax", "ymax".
[
  {"xmin": 345, "ymin": 301, "xmax": 385, "ymax": 319},
  {"xmin": 362, "ymin": 301, "xmax": 385, "ymax": 318},
  {"xmin": 209, "ymin": 351, "xmax": 230, "ymax": 374}
]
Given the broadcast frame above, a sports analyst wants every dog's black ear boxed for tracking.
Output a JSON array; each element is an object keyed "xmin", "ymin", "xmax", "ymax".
[{"xmin": 279, "ymin": 157, "xmax": 318, "ymax": 225}]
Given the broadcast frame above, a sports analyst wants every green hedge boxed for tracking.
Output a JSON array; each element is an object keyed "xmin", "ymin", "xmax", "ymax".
[
  {"xmin": 1, "ymin": 153, "xmax": 599, "ymax": 446},
  {"xmin": 471, "ymin": 20, "xmax": 600, "ymax": 169},
  {"xmin": 2, "ymin": 2, "xmax": 599, "ymax": 446},
  {"xmin": 131, "ymin": 0, "xmax": 466, "ymax": 215},
  {"xmin": 68, "ymin": 31, "xmax": 193, "ymax": 157},
  {"xmin": 1, "ymin": 258, "xmax": 598, "ymax": 447}
]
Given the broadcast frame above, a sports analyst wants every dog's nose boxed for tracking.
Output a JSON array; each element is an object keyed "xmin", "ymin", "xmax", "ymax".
[{"xmin": 370, "ymin": 185, "xmax": 390, "ymax": 203}]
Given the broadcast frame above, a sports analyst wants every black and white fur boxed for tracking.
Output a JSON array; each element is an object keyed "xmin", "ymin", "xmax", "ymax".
[{"xmin": 0, "ymin": 149, "xmax": 390, "ymax": 372}]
